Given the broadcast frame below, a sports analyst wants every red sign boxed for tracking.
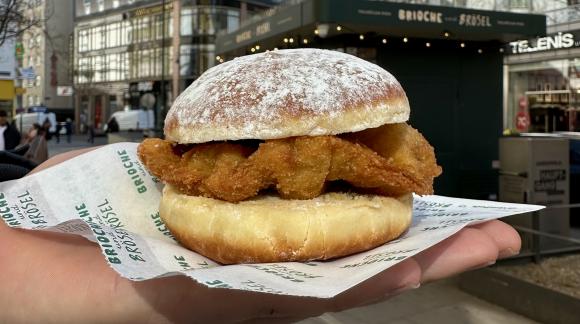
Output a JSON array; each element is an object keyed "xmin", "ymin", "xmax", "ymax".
[
  {"xmin": 516, "ymin": 111, "xmax": 530, "ymax": 131},
  {"xmin": 516, "ymin": 96, "xmax": 529, "ymax": 131}
]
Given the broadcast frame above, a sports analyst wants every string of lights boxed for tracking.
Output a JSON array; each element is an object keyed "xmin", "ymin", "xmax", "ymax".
[{"xmin": 216, "ymin": 23, "xmax": 506, "ymax": 63}]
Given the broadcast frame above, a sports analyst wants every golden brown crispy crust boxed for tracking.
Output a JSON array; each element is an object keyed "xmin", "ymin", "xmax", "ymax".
[
  {"xmin": 160, "ymin": 185, "xmax": 413, "ymax": 264},
  {"xmin": 138, "ymin": 123, "xmax": 441, "ymax": 202}
]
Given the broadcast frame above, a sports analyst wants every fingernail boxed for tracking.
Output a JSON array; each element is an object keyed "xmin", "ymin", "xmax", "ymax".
[
  {"xmin": 499, "ymin": 248, "xmax": 520, "ymax": 259},
  {"xmin": 386, "ymin": 282, "xmax": 421, "ymax": 297}
]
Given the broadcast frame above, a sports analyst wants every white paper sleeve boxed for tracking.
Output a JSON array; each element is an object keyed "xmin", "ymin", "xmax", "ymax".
[{"xmin": 0, "ymin": 143, "xmax": 544, "ymax": 297}]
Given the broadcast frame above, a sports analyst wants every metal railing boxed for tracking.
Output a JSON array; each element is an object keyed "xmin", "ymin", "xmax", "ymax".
[{"xmin": 509, "ymin": 203, "xmax": 580, "ymax": 263}]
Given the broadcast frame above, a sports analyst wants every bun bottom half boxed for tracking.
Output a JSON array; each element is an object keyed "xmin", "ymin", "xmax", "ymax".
[{"xmin": 159, "ymin": 185, "xmax": 413, "ymax": 264}]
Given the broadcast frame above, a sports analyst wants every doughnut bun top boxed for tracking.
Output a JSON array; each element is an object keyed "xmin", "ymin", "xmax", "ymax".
[{"xmin": 164, "ymin": 48, "xmax": 409, "ymax": 143}]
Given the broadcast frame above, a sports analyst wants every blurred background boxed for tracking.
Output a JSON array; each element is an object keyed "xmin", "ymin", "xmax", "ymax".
[{"xmin": 0, "ymin": 0, "xmax": 579, "ymax": 323}]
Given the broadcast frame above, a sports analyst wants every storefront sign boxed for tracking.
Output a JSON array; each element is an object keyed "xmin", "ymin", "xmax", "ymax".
[
  {"xmin": 18, "ymin": 67, "xmax": 36, "ymax": 79},
  {"xmin": 398, "ymin": 9, "xmax": 443, "ymax": 24},
  {"xmin": 224, "ymin": 5, "xmax": 301, "ymax": 50},
  {"xmin": 216, "ymin": 0, "xmax": 545, "ymax": 54},
  {"xmin": 508, "ymin": 32, "xmax": 577, "ymax": 54},
  {"xmin": 57, "ymin": 86, "xmax": 73, "ymax": 96},
  {"xmin": 130, "ymin": 1, "xmax": 173, "ymax": 18},
  {"xmin": 459, "ymin": 14, "xmax": 492, "ymax": 27}
]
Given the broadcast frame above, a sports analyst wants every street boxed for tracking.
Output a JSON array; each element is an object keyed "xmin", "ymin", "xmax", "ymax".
[{"xmin": 47, "ymin": 134, "xmax": 108, "ymax": 158}]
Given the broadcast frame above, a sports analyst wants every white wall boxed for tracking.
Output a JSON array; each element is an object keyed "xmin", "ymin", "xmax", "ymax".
[{"xmin": 0, "ymin": 39, "xmax": 16, "ymax": 80}]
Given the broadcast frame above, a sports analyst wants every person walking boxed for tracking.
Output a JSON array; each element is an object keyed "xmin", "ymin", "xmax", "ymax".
[
  {"xmin": 55, "ymin": 122, "xmax": 62, "ymax": 144},
  {"xmin": 87, "ymin": 123, "xmax": 94, "ymax": 144},
  {"xmin": 65, "ymin": 118, "xmax": 73, "ymax": 143},
  {"xmin": 0, "ymin": 110, "xmax": 21, "ymax": 151}
]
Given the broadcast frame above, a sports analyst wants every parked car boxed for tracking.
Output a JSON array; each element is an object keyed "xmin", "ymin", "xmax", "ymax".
[
  {"xmin": 103, "ymin": 109, "xmax": 154, "ymax": 132},
  {"xmin": 13, "ymin": 112, "xmax": 57, "ymax": 135}
]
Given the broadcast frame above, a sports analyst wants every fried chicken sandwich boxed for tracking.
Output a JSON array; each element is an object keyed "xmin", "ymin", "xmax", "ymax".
[{"xmin": 138, "ymin": 48, "xmax": 441, "ymax": 264}]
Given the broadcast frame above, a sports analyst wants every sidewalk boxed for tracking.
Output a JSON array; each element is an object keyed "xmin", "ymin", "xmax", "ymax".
[
  {"xmin": 300, "ymin": 278, "xmax": 537, "ymax": 324},
  {"xmin": 47, "ymin": 134, "xmax": 108, "ymax": 158}
]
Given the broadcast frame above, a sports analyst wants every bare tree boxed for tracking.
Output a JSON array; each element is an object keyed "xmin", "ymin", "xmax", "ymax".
[{"xmin": 0, "ymin": 0, "xmax": 42, "ymax": 47}]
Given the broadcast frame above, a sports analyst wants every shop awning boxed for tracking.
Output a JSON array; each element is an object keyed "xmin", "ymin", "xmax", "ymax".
[{"xmin": 216, "ymin": 0, "xmax": 546, "ymax": 54}]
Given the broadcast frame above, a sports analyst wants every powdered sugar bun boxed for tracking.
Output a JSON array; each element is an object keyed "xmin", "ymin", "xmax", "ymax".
[{"xmin": 164, "ymin": 48, "xmax": 410, "ymax": 143}]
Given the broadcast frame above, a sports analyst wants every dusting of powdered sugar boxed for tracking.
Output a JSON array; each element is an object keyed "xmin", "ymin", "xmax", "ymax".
[{"xmin": 165, "ymin": 48, "xmax": 408, "ymax": 143}]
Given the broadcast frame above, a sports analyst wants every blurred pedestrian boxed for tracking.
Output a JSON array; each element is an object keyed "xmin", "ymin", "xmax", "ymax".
[
  {"xmin": 87, "ymin": 124, "xmax": 94, "ymax": 144},
  {"xmin": 42, "ymin": 117, "xmax": 52, "ymax": 141},
  {"xmin": 80, "ymin": 111, "xmax": 87, "ymax": 134},
  {"xmin": 65, "ymin": 118, "xmax": 73, "ymax": 143},
  {"xmin": 106, "ymin": 117, "xmax": 119, "ymax": 133},
  {"xmin": 23, "ymin": 124, "xmax": 48, "ymax": 165},
  {"xmin": 55, "ymin": 122, "xmax": 62, "ymax": 143},
  {"xmin": 0, "ymin": 110, "xmax": 21, "ymax": 151}
]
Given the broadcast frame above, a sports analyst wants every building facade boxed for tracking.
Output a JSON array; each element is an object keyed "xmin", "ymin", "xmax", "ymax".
[
  {"xmin": 0, "ymin": 39, "xmax": 17, "ymax": 116},
  {"xmin": 504, "ymin": 5, "xmax": 580, "ymax": 134},
  {"xmin": 73, "ymin": 0, "xmax": 276, "ymax": 133},
  {"xmin": 15, "ymin": 0, "xmax": 74, "ymax": 120}
]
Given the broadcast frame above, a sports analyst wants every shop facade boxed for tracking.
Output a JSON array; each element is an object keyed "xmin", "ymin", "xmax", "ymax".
[
  {"xmin": 504, "ymin": 31, "xmax": 580, "ymax": 133},
  {"xmin": 216, "ymin": 0, "xmax": 545, "ymax": 198},
  {"xmin": 73, "ymin": 0, "xmax": 273, "ymax": 133}
]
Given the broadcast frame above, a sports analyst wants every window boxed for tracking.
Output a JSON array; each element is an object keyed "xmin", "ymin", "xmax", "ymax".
[
  {"xmin": 113, "ymin": 0, "xmax": 119, "ymax": 8},
  {"xmin": 106, "ymin": 23, "xmax": 121, "ymax": 48},
  {"xmin": 108, "ymin": 53, "xmax": 118, "ymax": 81},
  {"xmin": 154, "ymin": 14, "xmax": 164, "ymax": 40},
  {"xmin": 506, "ymin": 59, "xmax": 580, "ymax": 132},
  {"xmin": 226, "ymin": 9, "xmax": 239, "ymax": 33},
  {"xmin": 179, "ymin": 45, "xmax": 192, "ymax": 76},
  {"xmin": 185, "ymin": 7, "xmax": 240, "ymax": 36},
  {"xmin": 79, "ymin": 29, "xmax": 89, "ymax": 52},
  {"xmin": 97, "ymin": 0, "xmax": 104, "ymax": 12},
  {"xmin": 35, "ymin": 75, "xmax": 41, "ymax": 87},
  {"xmin": 77, "ymin": 57, "xmax": 92, "ymax": 84},
  {"xmin": 195, "ymin": 7, "xmax": 216, "ymax": 35},
  {"xmin": 121, "ymin": 20, "xmax": 132, "ymax": 45},
  {"xmin": 94, "ymin": 55, "xmax": 104, "ymax": 82},
  {"xmin": 84, "ymin": 0, "xmax": 91, "ymax": 15},
  {"xmin": 90, "ymin": 26, "xmax": 105, "ymax": 51},
  {"xmin": 509, "ymin": 0, "xmax": 530, "ymax": 9},
  {"xmin": 179, "ymin": 44, "xmax": 213, "ymax": 78},
  {"xmin": 181, "ymin": 9, "xmax": 192, "ymax": 36},
  {"xmin": 141, "ymin": 17, "xmax": 151, "ymax": 42}
]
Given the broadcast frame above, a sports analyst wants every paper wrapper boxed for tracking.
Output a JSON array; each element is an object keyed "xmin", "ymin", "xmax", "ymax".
[{"xmin": 0, "ymin": 143, "xmax": 543, "ymax": 298}]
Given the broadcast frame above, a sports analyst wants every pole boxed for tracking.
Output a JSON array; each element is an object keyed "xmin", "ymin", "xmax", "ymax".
[{"xmin": 158, "ymin": 0, "xmax": 166, "ymax": 135}]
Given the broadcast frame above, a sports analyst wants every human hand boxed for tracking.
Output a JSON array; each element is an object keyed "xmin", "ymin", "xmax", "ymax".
[{"xmin": 0, "ymin": 148, "xmax": 520, "ymax": 324}]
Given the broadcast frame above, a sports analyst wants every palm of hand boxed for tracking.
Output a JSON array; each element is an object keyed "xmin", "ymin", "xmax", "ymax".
[{"xmin": 0, "ymin": 149, "xmax": 520, "ymax": 323}]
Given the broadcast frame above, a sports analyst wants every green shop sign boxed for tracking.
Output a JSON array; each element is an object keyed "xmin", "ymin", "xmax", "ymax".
[
  {"xmin": 216, "ymin": 0, "xmax": 545, "ymax": 53},
  {"xmin": 15, "ymin": 42, "xmax": 24, "ymax": 59}
]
